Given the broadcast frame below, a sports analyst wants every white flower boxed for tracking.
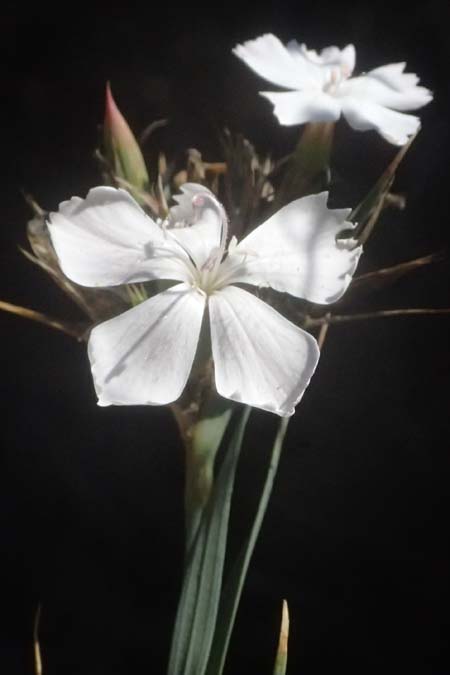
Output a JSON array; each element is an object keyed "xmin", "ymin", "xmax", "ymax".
[
  {"xmin": 233, "ymin": 34, "xmax": 432, "ymax": 145},
  {"xmin": 47, "ymin": 184, "xmax": 361, "ymax": 416}
]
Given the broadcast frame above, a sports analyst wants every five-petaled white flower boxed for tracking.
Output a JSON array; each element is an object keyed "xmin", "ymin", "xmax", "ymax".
[
  {"xmin": 234, "ymin": 34, "xmax": 432, "ymax": 145},
  {"xmin": 48, "ymin": 184, "xmax": 361, "ymax": 416}
]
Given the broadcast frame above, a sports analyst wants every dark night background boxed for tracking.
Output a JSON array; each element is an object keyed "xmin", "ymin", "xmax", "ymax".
[{"xmin": 1, "ymin": 2, "xmax": 450, "ymax": 673}]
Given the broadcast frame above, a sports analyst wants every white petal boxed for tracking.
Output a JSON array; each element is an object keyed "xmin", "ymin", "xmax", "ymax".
[
  {"xmin": 341, "ymin": 97, "xmax": 421, "ymax": 145},
  {"xmin": 293, "ymin": 41, "xmax": 356, "ymax": 76},
  {"xmin": 336, "ymin": 44, "xmax": 356, "ymax": 76},
  {"xmin": 48, "ymin": 186, "xmax": 190, "ymax": 287},
  {"xmin": 366, "ymin": 62, "xmax": 432, "ymax": 106},
  {"xmin": 342, "ymin": 65, "xmax": 432, "ymax": 111},
  {"xmin": 233, "ymin": 33, "xmax": 321, "ymax": 90},
  {"xmin": 88, "ymin": 283, "xmax": 206, "ymax": 406},
  {"xmin": 209, "ymin": 286, "xmax": 320, "ymax": 417},
  {"xmin": 167, "ymin": 183, "xmax": 225, "ymax": 268},
  {"xmin": 222, "ymin": 192, "xmax": 361, "ymax": 304},
  {"xmin": 261, "ymin": 90, "xmax": 341, "ymax": 126}
]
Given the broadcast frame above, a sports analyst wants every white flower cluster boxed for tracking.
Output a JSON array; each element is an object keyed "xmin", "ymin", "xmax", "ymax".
[{"xmin": 47, "ymin": 35, "xmax": 431, "ymax": 416}]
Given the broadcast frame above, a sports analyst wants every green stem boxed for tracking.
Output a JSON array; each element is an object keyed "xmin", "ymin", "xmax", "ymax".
[{"xmin": 275, "ymin": 122, "xmax": 335, "ymax": 208}]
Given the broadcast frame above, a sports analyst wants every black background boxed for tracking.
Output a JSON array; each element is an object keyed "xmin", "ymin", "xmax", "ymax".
[{"xmin": 1, "ymin": 2, "xmax": 450, "ymax": 673}]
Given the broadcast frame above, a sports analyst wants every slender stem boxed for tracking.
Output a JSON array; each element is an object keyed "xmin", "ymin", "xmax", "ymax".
[
  {"xmin": 357, "ymin": 192, "xmax": 385, "ymax": 245},
  {"xmin": 0, "ymin": 300, "xmax": 84, "ymax": 339},
  {"xmin": 274, "ymin": 122, "xmax": 335, "ymax": 208},
  {"xmin": 305, "ymin": 307, "xmax": 450, "ymax": 328},
  {"xmin": 352, "ymin": 252, "xmax": 444, "ymax": 289},
  {"xmin": 317, "ymin": 318, "xmax": 330, "ymax": 349},
  {"xmin": 350, "ymin": 132, "xmax": 416, "ymax": 225},
  {"xmin": 139, "ymin": 118, "xmax": 168, "ymax": 145}
]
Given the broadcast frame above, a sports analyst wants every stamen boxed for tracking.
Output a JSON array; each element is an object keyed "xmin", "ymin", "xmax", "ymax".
[
  {"xmin": 191, "ymin": 192, "xmax": 229, "ymax": 282},
  {"xmin": 162, "ymin": 229, "xmax": 198, "ymax": 277},
  {"xmin": 201, "ymin": 247, "xmax": 221, "ymax": 272}
]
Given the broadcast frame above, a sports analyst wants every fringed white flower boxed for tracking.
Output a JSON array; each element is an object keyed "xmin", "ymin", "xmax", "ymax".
[
  {"xmin": 234, "ymin": 34, "xmax": 432, "ymax": 145},
  {"xmin": 48, "ymin": 184, "xmax": 361, "ymax": 416}
]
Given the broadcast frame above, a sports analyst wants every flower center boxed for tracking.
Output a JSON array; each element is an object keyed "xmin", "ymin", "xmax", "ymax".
[
  {"xmin": 323, "ymin": 66, "xmax": 348, "ymax": 95},
  {"xmin": 186, "ymin": 193, "xmax": 230, "ymax": 295},
  {"xmin": 190, "ymin": 249, "xmax": 226, "ymax": 295}
]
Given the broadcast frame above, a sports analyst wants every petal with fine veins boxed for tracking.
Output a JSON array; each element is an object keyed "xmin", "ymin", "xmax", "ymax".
[
  {"xmin": 341, "ymin": 97, "xmax": 421, "ymax": 145},
  {"xmin": 209, "ymin": 286, "xmax": 320, "ymax": 417},
  {"xmin": 233, "ymin": 33, "xmax": 321, "ymax": 90},
  {"xmin": 48, "ymin": 186, "xmax": 190, "ymax": 287},
  {"xmin": 225, "ymin": 192, "xmax": 361, "ymax": 305},
  {"xmin": 261, "ymin": 90, "xmax": 341, "ymax": 125},
  {"xmin": 88, "ymin": 283, "xmax": 206, "ymax": 406}
]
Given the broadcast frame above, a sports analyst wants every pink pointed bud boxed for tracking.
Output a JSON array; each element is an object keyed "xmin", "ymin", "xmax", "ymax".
[{"xmin": 104, "ymin": 83, "xmax": 149, "ymax": 194}]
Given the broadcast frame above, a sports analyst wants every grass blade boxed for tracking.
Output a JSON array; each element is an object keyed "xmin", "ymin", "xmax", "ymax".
[
  {"xmin": 206, "ymin": 417, "xmax": 289, "ymax": 675},
  {"xmin": 167, "ymin": 406, "xmax": 251, "ymax": 675},
  {"xmin": 273, "ymin": 600, "xmax": 290, "ymax": 675}
]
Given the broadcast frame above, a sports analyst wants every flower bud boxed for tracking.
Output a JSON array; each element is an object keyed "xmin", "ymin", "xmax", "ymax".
[{"xmin": 104, "ymin": 82, "xmax": 149, "ymax": 197}]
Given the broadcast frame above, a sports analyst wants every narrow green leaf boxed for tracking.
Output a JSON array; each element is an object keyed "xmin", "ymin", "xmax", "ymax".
[
  {"xmin": 168, "ymin": 406, "xmax": 251, "ymax": 675},
  {"xmin": 273, "ymin": 600, "xmax": 289, "ymax": 675},
  {"xmin": 206, "ymin": 417, "xmax": 290, "ymax": 675},
  {"xmin": 351, "ymin": 133, "xmax": 416, "ymax": 244}
]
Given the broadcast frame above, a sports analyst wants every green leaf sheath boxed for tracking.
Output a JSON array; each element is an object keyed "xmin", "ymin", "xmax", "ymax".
[
  {"xmin": 185, "ymin": 397, "xmax": 234, "ymax": 553},
  {"xmin": 168, "ymin": 406, "xmax": 251, "ymax": 675}
]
